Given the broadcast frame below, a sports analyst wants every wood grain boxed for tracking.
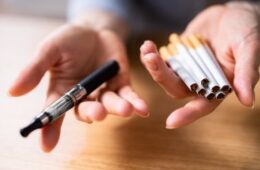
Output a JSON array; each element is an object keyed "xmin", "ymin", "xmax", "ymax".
[{"xmin": 0, "ymin": 15, "xmax": 259, "ymax": 170}]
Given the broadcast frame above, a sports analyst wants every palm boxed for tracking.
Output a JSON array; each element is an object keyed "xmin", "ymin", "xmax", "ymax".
[
  {"xmin": 10, "ymin": 24, "xmax": 148, "ymax": 152},
  {"xmin": 47, "ymin": 26, "xmax": 128, "ymax": 98},
  {"xmin": 184, "ymin": 5, "xmax": 259, "ymax": 105},
  {"xmin": 141, "ymin": 4, "xmax": 259, "ymax": 129}
]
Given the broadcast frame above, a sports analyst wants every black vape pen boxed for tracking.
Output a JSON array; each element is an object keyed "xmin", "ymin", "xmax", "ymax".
[{"xmin": 20, "ymin": 60, "xmax": 119, "ymax": 137}]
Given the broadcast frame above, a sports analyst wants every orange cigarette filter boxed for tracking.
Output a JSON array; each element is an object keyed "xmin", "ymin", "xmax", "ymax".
[
  {"xmin": 159, "ymin": 46, "xmax": 171, "ymax": 61},
  {"xmin": 167, "ymin": 43, "xmax": 177, "ymax": 56},
  {"xmin": 197, "ymin": 35, "xmax": 216, "ymax": 54},
  {"xmin": 196, "ymin": 35, "xmax": 209, "ymax": 45},
  {"xmin": 188, "ymin": 34, "xmax": 203, "ymax": 48},
  {"xmin": 181, "ymin": 37, "xmax": 195, "ymax": 49},
  {"xmin": 169, "ymin": 33, "xmax": 183, "ymax": 46}
]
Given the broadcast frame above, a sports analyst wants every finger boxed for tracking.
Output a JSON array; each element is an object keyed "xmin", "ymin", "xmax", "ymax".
[
  {"xmin": 75, "ymin": 101, "xmax": 107, "ymax": 122},
  {"xmin": 233, "ymin": 39, "xmax": 260, "ymax": 107},
  {"xmin": 166, "ymin": 97, "xmax": 221, "ymax": 129},
  {"xmin": 40, "ymin": 93, "xmax": 64, "ymax": 152},
  {"xmin": 100, "ymin": 91, "xmax": 133, "ymax": 117},
  {"xmin": 140, "ymin": 40, "xmax": 190, "ymax": 98},
  {"xmin": 8, "ymin": 44, "xmax": 58, "ymax": 96},
  {"xmin": 118, "ymin": 86, "xmax": 149, "ymax": 117}
]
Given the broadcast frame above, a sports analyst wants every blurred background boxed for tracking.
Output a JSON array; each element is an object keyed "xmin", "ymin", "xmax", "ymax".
[{"xmin": 0, "ymin": 0, "xmax": 67, "ymax": 19}]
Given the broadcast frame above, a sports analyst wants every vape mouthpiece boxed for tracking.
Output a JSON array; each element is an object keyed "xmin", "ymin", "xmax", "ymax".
[{"xmin": 20, "ymin": 118, "xmax": 43, "ymax": 137}]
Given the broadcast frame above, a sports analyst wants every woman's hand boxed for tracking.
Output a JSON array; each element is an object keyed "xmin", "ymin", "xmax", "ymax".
[
  {"xmin": 140, "ymin": 2, "xmax": 259, "ymax": 129},
  {"xmin": 9, "ymin": 24, "xmax": 148, "ymax": 152}
]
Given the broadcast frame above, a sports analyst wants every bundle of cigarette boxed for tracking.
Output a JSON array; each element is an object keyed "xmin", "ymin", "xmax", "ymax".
[{"xmin": 159, "ymin": 34, "xmax": 232, "ymax": 100}]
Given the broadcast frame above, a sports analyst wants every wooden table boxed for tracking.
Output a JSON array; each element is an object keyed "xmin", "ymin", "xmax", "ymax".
[{"xmin": 0, "ymin": 15, "xmax": 260, "ymax": 170}]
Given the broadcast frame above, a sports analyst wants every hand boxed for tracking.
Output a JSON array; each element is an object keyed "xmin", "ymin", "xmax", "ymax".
[
  {"xmin": 140, "ymin": 3, "xmax": 259, "ymax": 129},
  {"xmin": 9, "ymin": 24, "xmax": 148, "ymax": 152}
]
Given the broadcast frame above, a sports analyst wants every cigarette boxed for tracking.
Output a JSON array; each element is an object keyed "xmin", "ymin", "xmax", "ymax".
[
  {"xmin": 227, "ymin": 87, "xmax": 233, "ymax": 93},
  {"xmin": 189, "ymin": 35, "xmax": 231, "ymax": 92},
  {"xmin": 196, "ymin": 86, "xmax": 206, "ymax": 96},
  {"xmin": 159, "ymin": 46, "xmax": 198, "ymax": 92},
  {"xmin": 159, "ymin": 46, "xmax": 172, "ymax": 60},
  {"xmin": 204, "ymin": 89, "xmax": 215, "ymax": 100},
  {"xmin": 167, "ymin": 43, "xmax": 202, "ymax": 92},
  {"xmin": 169, "ymin": 34, "xmax": 208, "ymax": 87},
  {"xmin": 216, "ymin": 91, "xmax": 226, "ymax": 100},
  {"xmin": 182, "ymin": 37, "xmax": 220, "ymax": 92}
]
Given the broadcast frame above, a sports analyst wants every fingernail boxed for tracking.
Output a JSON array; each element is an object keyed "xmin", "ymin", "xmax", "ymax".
[
  {"xmin": 251, "ymin": 98, "xmax": 255, "ymax": 110},
  {"xmin": 143, "ymin": 112, "xmax": 150, "ymax": 118},
  {"xmin": 7, "ymin": 86, "xmax": 14, "ymax": 96},
  {"xmin": 251, "ymin": 101, "xmax": 255, "ymax": 110},
  {"xmin": 144, "ymin": 40, "xmax": 151, "ymax": 44},
  {"xmin": 251, "ymin": 90, "xmax": 255, "ymax": 110},
  {"xmin": 165, "ymin": 124, "xmax": 176, "ymax": 129},
  {"xmin": 137, "ymin": 112, "xmax": 150, "ymax": 118},
  {"xmin": 166, "ymin": 117, "xmax": 178, "ymax": 129},
  {"xmin": 140, "ymin": 44, "xmax": 146, "ymax": 53},
  {"xmin": 140, "ymin": 41, "xmax": 150, "ymax": 50},
  {"xmin": 144, "ymin": 56, "xmax": 158, "ymax": 71},
  {"xmin": 85, "ymin": 116, "xmax": 93, "ymax": 124},
  {"xmin": 6, "ymin": 91, "xmax": 12, "ymax": 97}
]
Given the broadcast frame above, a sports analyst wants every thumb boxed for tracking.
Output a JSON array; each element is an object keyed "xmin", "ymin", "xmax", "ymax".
[
  {"xmin": 8, "ymin": 44, "xmax": 59, "ymax": 96},
  {"xmin": 233, "ymin": 40, "xmax": 260, "ymax": 107}
]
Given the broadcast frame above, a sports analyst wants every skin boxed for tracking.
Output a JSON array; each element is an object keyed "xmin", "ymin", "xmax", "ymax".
[
  {"xmin": 8, "ymin": 2, "xmax": 260, "ymax": 152},
  {"xmin": 140, "ymin": 3, "xmax": 260, "ymax": 129},
  {"xmin": 8, "ymin": 14, "xmax": 148, "ymax": 152}
]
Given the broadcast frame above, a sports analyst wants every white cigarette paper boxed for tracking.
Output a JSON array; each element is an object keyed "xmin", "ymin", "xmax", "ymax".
[
  {"xmin": 169, "ymin": 34, "xmax": 208, "ymax": 87},
  {"xmin": 196, "ymin": 85, "xmax": 206, "ymax": 96},
  {"xmin": 159, "ymin": 33, "xmax": 233, "ymax": 101},
  {"xmin": 189, "ymin": 35, "xmax": 231, "ymax": 92},
  {"xmin": 216, "ymin": 91, "xmax": 226, "ymax": 100},
  {"xmin": 168, "ymin": 43, "xmax": 203, "ymax": 92},
  {"xmin": 182, "ymin": 37, "xmax": 220, "ymax": 92},
  {"xmin": 204, "ymin": 89, "xmax": 215, "ymax": 100},
  {"xmin": 159, "ymin": 47, "xmax": 198, "ymax": 92}
]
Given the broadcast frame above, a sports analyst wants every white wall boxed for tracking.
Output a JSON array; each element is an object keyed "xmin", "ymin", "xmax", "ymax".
[{"xmin": 1, "ymin": 0, "xmax": 68, "ymax": 18}]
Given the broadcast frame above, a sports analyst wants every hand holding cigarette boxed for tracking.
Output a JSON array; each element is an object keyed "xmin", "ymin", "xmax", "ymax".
[
  {"xmin": 9, "ymin": 25, "xmax": 148, "ymax": 152},
  {"xmin": 140, "ymin": 3, "xmax": 259, "ymax": 129}
]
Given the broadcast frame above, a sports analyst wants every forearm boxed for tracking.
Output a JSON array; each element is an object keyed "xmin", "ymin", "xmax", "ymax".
[{"xmin": 71, "ymin": 10, "xmax": 129, "ymax": 40}]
